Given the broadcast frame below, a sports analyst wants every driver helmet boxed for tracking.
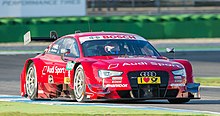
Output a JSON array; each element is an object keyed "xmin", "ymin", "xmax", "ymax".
[{"xmin": 104, "ymin": 42, "xmax": 120, "ymax": 54}]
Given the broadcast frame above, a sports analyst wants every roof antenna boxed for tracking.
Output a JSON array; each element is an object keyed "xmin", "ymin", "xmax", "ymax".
[{"xmin": 88, "ymin": 20, "xmax": 92, "ymax": 32}]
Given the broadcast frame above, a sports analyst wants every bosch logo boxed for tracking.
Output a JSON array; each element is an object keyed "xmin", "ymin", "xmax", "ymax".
[{"xmin": 140, "ymin": 71, "xmax": 157, "ymax": 77}]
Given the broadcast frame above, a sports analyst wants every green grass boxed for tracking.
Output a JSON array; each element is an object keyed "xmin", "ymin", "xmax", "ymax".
[
  {"xmin": 0, "ymin": 101, "xmax": 206, "ymax": 116},
  {"xmin": 195, "ymin": 77, "xmax": 220, "ymax": 86}
]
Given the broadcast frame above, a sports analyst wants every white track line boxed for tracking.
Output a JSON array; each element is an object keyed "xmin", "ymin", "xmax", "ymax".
[
  {"xmin": 201, "ymin": 86, "xmax": 220, "ymax": 88},
  {"xmin": 0, "ymin": 95, "xmax": 220, "ymax": 115}
]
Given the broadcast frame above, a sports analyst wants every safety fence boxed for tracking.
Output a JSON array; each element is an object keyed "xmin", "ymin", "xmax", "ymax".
[{"xmin": 1, "ymin": 14, "xmax": 220, "ymax": 42}]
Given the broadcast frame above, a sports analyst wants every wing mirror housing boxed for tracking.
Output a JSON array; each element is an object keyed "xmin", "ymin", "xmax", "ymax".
[
  {"xmin": 166, "ymin": 48, "xmax": 175, "ymax": 53},
  {"xmin": 166, "ymin": 48, "xmax": 175, "ymax": 59},
  {"xmin": 61, "ymin": 49, "xmax": 70, "ymax": 62}
]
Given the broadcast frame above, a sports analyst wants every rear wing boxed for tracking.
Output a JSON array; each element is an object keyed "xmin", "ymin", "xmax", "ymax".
[{"xmin": 23, "ymin": 31, "xmax": 58, "ymax": 45}]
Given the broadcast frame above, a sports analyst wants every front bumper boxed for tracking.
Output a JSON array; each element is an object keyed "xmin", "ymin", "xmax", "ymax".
[
  {"xmin": 86, "ymin": 70, "xmax": 200, "ymax": 100},
  {"xmin": 87, "ymin": 82, "xmax": 201, "ymax": 100}
]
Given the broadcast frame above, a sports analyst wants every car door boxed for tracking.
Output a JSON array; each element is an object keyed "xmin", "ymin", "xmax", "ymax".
[
  {"xmin": 40, "ymin": 38, "xmax": 64, "ymax": 83},
  {"xmin": 53, "ymin": 38, "xmax": 80, "ymax": 84}
]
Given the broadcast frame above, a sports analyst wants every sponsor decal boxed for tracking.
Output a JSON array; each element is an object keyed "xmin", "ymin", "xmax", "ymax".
[
  {"xmin": 42, "ymin": 66, "xmax": 47, "ymax": 75},
  {"xmin": 102, "ymin": 35, "xmax": 136, "ymax": 39},
  {"xmin": 79, "ymin": 35, "xmax": 146, "ymax": 43},
  {"xmin": 66, "ymin": 61, "xmax": 75, "ymax": 70},
  {"xmin": 170, "ymin": 83, "xmax": 185, "ymax": 87},
  {"xmin": 38, "ymin": 90, "xmax": 44, "ymax": 94},
  {"xmin": 105, "ymin": 84, "xmax": 128, "ymax": 88},
  {"xmin": 122, "ymin": 62, "xmax": 148, "ymax": 66},
  {"xmin": 50, "ymin": 48, "xmax": 57, "ymax": 53},
  {"xmin": 111, "ymin": 61, "xmax": 182, "ymax": 68},
  {"xmin": 174, "ymin": 76, "xmax": 183, "ymax": 82},
  {"xmin": 137, "ymin": 77, "xmax": 161, "ymax": 84},
  {"xmin": 48, "ymin": 75, "xmax": 54, "ymax": 83},
  {"xmin": 112, "ymin": 81, "xmax": 122, "ymax": 83},
  {"xmin": 174, "ymin": 80, "xmax": 182, "ymax": 83},
  {"xmin": 174, "ymin": 76, "xmax": 182, "ymax": 79},
  {"xmin": 112, "ymin": 77, "xmax": 122, "ymax": 81},
  {"xmin": 42, "ymin": 66, "xmax": 65, "ymax": 75},
  {"xmin": 86, "ymin": 95, "xmax": 91, "ymax": 99},
  {"xmin": 89, "ymin": 36, "xmax": 94, "ymax": 39},
  {"xmin": 108, "ymin": 63, "xmax": 119, "ymax": 69},
  {"xmin": 64, "ymin": 77, "xmax": 70, "ymax": 84},
  {"xmin": 150, "ymin": 62, "xmax": 181, "ymax": 68},
  {"xmin": 140, "ymin": 71, "xmax": 157, "ymax": 77},
  {"xmin": 89, "ymin": 36, "xmax": 101, "ymax": 39}
]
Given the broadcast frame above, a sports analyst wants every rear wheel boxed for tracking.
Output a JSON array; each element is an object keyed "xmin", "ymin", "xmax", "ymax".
[
  {"xmin": 168, "ymin": 98, "xmax": 190, "ymax": 104},
  {"xmin": 25, "ymin": 63, "xmax": 38, "ymax": 100},
  {"xmin": 73, "ymin": 65, "xmax": 87, "ymax": 102}
]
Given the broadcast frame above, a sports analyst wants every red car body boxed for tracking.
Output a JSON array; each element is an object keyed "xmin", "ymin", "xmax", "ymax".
[{"xmin": 20, "ymin": 32, "xmax": 200, "ymax": 103}]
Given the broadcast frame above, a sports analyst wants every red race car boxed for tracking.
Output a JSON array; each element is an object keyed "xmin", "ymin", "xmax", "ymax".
[{"xmin": 20, "ymin": 31, "xmax": 200, "ymax": 103}]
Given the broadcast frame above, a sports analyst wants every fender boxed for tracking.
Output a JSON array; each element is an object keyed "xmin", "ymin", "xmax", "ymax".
[
  {"xmin": 20, "ymin": 57, "xmax": 46, "ymax": 96},
  {"xmin": 20, "ymin": 58, "xmax": 36, "ymax": 96},
  {"xmin": 80, "ymin": 61, "xmax": 104, "ymax": 99},
  {"xmin": 80, "ymin": 61, "xmax": 101, "ymax": 86},
  {"xmin": 173, "ymin": 59, "xmax": 194, "ymax": 83}
]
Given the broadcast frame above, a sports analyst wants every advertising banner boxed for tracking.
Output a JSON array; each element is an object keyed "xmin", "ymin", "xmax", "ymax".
[{"xmin": 0, "ymin": 0, "xmax": 86, "ymax": 17}]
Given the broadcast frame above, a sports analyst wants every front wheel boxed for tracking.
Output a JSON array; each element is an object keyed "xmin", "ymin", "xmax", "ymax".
[
  {"xmin": 73, "ymin": 65, "xmax": 87, "ymax": 102},
  {"xmin": 25, "ymin": 63, "xmax": 38, "ymax": 100},
  {"xmin": 168, "ymin": 98, "xmax": 190, "ymax": 104}
]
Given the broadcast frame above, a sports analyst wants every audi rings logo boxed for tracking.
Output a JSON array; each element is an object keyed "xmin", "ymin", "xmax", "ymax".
[{"xmin": 140, "ymin": 71, "xmax": 157, "ymax": 77}]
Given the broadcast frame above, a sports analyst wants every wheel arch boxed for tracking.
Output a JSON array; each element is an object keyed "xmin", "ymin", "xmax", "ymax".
[
  {"xmin": 21, "ymin": 59, "xmax": 34, "ymax": 96},
  {"xmin": 21, "ymin": 58, "xmax": 42, "ymax": 97},
  {"xmin": 79, "ymin": 61, "xmax": 98, "ymax": 85},
  {"xmin": 26, "ymin": 60, "xmax": 34, "ymax": 72},
  {"xmin": 73, "ymin": 61, "xmax": 99, "ymax": 96},
  {"xmin": 73, "ymin": 62, "xmax": 81, "ymax": 73}
]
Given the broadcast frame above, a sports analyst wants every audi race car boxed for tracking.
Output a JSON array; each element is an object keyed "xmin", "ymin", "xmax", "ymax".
[{"xmin": 20, "ymin": 31, "xmax": 200, "ymax": 103}]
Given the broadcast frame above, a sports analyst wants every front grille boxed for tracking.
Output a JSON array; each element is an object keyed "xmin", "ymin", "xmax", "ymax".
[{"xmin": 126, "ymin": 71, "xmax": 169, "ymax": 98}]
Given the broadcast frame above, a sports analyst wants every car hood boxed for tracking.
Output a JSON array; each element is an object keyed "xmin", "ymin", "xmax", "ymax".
[{"xmin": 86, "ymin": 56, "xmax": 184, "ymax": 71}]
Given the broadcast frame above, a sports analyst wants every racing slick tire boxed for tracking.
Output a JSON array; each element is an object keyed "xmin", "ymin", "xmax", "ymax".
[
  {"xmin": 168, "ymin": 98, "xmax": 190, "ymax": 104},
  {"xmin": 73, "ymin": 65, "xmax": 87, "ymax": 102},
  {"xmin": 25, "ymin": 62, "xmax": 38, "ymax": 100}
]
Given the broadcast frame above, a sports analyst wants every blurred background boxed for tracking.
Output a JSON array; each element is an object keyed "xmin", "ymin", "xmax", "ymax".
[
  {"xmin": 1, "ymin": 0, "xmax": 220, "ymax": 42},
  {"xmin": 87, "ymin": 0, "xmax": 220, "ymax": 15}
]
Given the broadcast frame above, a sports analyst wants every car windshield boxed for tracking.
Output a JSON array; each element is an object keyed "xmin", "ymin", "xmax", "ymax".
[{"xmin": 82, "ymin": 39, "xmax": 160, "ymax": 57}]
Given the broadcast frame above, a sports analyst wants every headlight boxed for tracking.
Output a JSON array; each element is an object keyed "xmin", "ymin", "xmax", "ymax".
[
  {"xmin": 98, "ymin": 70, "xmax": 123, "ymax": 79},
  {"xmin": 172, "ymin": 69, "xmax": 186, "ymax": 76}
]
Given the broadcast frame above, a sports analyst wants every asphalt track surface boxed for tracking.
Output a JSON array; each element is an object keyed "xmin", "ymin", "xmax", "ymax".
[{"xmin": 0, "ymin": 51, "xmax": 220, "ymax": 113}]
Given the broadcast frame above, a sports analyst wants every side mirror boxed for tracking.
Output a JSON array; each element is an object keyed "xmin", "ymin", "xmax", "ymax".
[
  {"xmin": 166, "ymin": 48, "xmax": 175, "ymax": 53},
  {"xmin": 166, "ymin": 48, "xmax": 175, "ymax": 59},
  {"xmin": 61, "ymin": 49, "xmax": 70, "ymax": 62}
]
